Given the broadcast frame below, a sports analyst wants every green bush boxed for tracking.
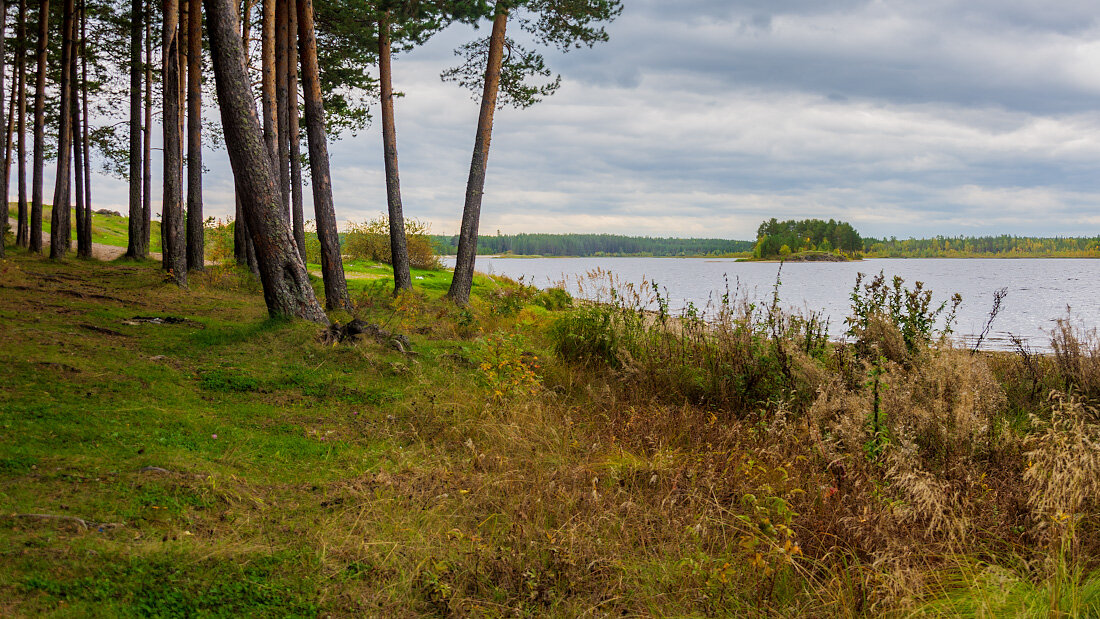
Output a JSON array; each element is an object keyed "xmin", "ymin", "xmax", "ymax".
[
  {"xmin": 845, "ymin": 271, "xmax": 961, "ymax": 360},
  {"xmin": 536, "ymin": 287, "xmax": 573, "ymax": 311},
  {"xmin": 344, "ymin": 216, "xmax": 442, "ymax": 270}
]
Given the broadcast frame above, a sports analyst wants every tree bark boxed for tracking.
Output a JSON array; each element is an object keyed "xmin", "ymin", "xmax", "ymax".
[
  {"xmin": 296, "ymin": 0, "xmax": 348, "ymax": 310},
  {"xmin": 72, "ymin": 2, "xmax": 89, "ymax": 259},
  {"xmin": 163, "ymin": 0, "xmax": 186, "ymax": 284},
  {"xmin": 15, "ymin": 0, "xmax": 28, "ymax": 248},
  {"xmin": 143, "ymin": 0, "xmax": 152, "ymax": 249},
  {"xmin": 286, "ymin": 0, "xmax": 303, "ymax": 259},
  {"xmin": 234, "ymin": 0, "xmax": 257, "ymax": 270},
  {"xmin": 186, "ymin": 0, "xmax": 203, "ymax": 270},
  {"xmin": 178, "ymin": 0, "xmax": 187, "ymax": 155},
  {"xmin": 80, "ymin": 0, "xmax": 90, "ymax": 250},
  {"xmin": 260, "ymin": 0, "xmax": 276, "ymax": 166},
  {"xmin": 204, "ymin": 0, "xmax": 328, "ymax": 323},
  {"xmin": 28, "ymin": 0, "xmax": 45, "ymax": 254},
  {"xmin": 2, "ymin": 80, "xmax": 12, "ymax": 255},
  {"xmin": 70, "ymin": 13, "xmax": 86, "ymax": 259},
  {"xmin": 126, "ymin": 0, "xmax": 146, "ymax": 258},
  {"xmin": 378, "ymin": 13, "xmax": 411, "ymax": 294},
  {"xmin": 274, "ymin": 0, "xmax": 289, "ymax": 220},
  {"xmin": 0, "ymin": 0, "xmax": 7, "ymax": 256},
  {"xmin": 447, "ymin": 6, "xmax": 508, "ymax": 305},
  {"xmin": 50, "ymin": 0, "xmax": 75, "ymax": 260}
]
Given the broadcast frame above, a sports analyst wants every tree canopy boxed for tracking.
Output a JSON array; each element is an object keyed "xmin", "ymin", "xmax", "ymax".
[{"xmin": 753, "ymin": 218, "xmax": 863, "ymax": 258}]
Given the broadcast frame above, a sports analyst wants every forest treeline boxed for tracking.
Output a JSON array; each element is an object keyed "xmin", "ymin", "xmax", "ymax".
[
  {"xmin": 862, "ymin": 235, "xmax": 1100, "ymax": 258},
  {"xmin": 431, "ymin": 233, "xmax": 755, "ymax": 257},
  {"xmin": 0, "ymin": 0, "xmax": 623, "ymax": 319}
]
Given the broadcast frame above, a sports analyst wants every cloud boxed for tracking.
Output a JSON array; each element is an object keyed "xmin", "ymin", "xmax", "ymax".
[{"xmin": 30, "ymin": 0, "xmax": 1100, "ymax": 242}]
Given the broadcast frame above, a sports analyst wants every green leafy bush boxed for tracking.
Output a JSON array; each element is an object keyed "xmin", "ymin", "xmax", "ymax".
[
  {"xmin": 845, "ymin": 271, "xmax": 961, "ymax": 360},
  {"xmin": 344, "ymin": 216, "xmax": 442, "ymax": 270}
]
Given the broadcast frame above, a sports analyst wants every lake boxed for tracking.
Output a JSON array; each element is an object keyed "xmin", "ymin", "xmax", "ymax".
[{"xmin": 443, "ymin": 256, "xmax": 1100, "ymax": 351}]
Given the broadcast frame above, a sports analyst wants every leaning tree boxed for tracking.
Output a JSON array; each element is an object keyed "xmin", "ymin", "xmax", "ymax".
[{"xmin": 445, "ymin": 0, "xmax": 622, "ymax": 305}]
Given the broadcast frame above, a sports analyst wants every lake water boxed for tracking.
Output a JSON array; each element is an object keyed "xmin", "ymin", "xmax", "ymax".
[{"xmin": 444, "ymin": 256, "xmax": 1100, "ymax": 351}]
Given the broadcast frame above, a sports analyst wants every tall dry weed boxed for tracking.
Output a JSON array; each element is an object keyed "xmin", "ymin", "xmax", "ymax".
[{"xmin": 1024, "ymin": 393, "xmax": 1100, "ymax": 533}]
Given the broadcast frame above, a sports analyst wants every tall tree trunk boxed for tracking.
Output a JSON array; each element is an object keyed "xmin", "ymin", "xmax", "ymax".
[
  {"xmin": 142, "ymin": 0, "xmax": 152, "ymax": 249},
  {"xmin": 80, "ymin": 0, "xmax": 90, "ymax": 249},
  {"xmin": 260, "ymin": 0, "xmax": 276, "ymax": 165},
  {"xmin": 163, "ymin": 0, "xmax": 186, "ymax": 284},
  {"xmin": 447, "ymin": 6, "xmax": 508, "ymax": 305},
  {"xmin": 50, "ymin": 0, "xmax": 75, "ymax": 260},
  {"xmin": 178, "ymin": 0, "xmax": 187, "ymax": 159},
  {"xmin": 378, "ymin": 13, "xmax": 411, "ymax": 294},
  {"xmin": 234, "ymin": 191, "xmax": 258, "ymax": 272},
  {"xmin": 28, "ymin": 0, "xmax": 45, "ymax": 254},
  {"xmin": 234, "ymin": 0, "xmax": 256, "ymax": 270},
  {"xmin": 126, "ymin": 0, "xmax": 146, "ymax": 258},
  {"xmin": 204, "ymin": 0, "xmax": 327, "ymax": 323},
  {"xmin": 274, "ymin": 0, "xmax": 289, "ymax": 219},
  {"xmin": 286, "ymin": 0, "xmax": 303, "ymax": 259},
  {"xmin": 3, "ymin": 88, "xmax": 14, "ymax": 222},
  {"xmin": 15, "ymin": 0, "xmax": 28, "ymax": 248},
  {"xmin": 185, "ymin": 0, "xmax": 203, "ymax": 270},
  {"xmin": 0, "ymin": 0, "xmax": 7, "ymax": 256},
  {"xmin": 296, "ymin": 0, "xmax": 348, "ymax": 310},
  {"xmin": 72, "ymin": 2, "xmax": 89, "ymax": 259}
]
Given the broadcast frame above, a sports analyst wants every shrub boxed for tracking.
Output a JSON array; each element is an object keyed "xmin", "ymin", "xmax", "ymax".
[
  {"xmin": 344, "ymin": 216, "xmax": 442, "ymax": 270},
  {"xmin": 535, "ymin": 287, "xmax": 573, "ymax": 311},
  {"xmin": 203, "ymin": 217, "xmax": 235, "ymax": 265},
  {"xmin": 845, "ymin": 271, "xmax": 961, "ymax": 361},
  {"xmin": 1051, "ymin": 313, "xmax": 1100, "ymax": 398}
]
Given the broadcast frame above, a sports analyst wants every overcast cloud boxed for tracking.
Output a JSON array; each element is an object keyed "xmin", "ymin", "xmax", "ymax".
[{"xmin": 55, "ymin": 0, "xmax": 1100, "ymax": 239}]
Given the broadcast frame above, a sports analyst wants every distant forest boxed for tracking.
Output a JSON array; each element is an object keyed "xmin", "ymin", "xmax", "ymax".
[
  {"xmin": 430, "ymin": 230, "xmax": 1100, "ymax": 259},
  {"xmin": 862, "ymin": 235, "xmax": 1100, "ymax": 258},
  {"xmin": 431, "ymin": 234, "xmax": 755, "ymax": 257}
]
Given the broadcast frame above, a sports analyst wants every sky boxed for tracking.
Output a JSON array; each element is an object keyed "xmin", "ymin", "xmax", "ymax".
[{"xmin": 25, "ymin": 0, "xmax": 1100, "ymax": 240}]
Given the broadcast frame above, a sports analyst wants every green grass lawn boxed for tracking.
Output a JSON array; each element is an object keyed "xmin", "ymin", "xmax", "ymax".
[
  {"xmin": 18, "ymin": 206, "xmax": 164, "ymax": 252},
  {"xmin": 3, "ymin": 245, "xmax": 1094, "ymax": 616},
  {"xmin": 0, "ymin": 253, "xmax": 617, "ymax": 617}
]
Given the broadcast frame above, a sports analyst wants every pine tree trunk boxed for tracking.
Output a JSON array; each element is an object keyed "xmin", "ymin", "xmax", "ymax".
[
  {"xmin": 80, "ymin": 1, "xmax": 90, "ymax": 248},
  {"xmin": 296, "ymin": 0, "xmax": 348, "ymax": 310},
  {"xmin": 29, "ymin": 0, "xmax": 47, "ymax": 255},
  {"xmin": 260, "ymin": 0, "xmax": 276, "ymax": 165},
  {"xmin": 378, "ymin": 13, "xmax": 411, "ymax": 294},
  {"xmin": 3, "ymin": 88, "xmax": 14, "ymax": 224},
  {"xmin": 16, "ymin": 0, "xmax": 28, "ymax": 248},
  {"xmin": 72, "ymin": 4, "xmax": 89, "ymax": 259},
  {"xmin": 234, "ymin": 0, "xmax": 255, "ymax": 270},
  {"xmin": 50, "ymin": 0, "xmax": 75, "ymax": 260},
  {"xmin": 204, "ymin": 0, "xmax": 327, "ymax": 323},
  {"xmin": 274, "ymin": 0, "xmax": 289, "ymax": 220},
  {"xmin": 286, "ymin": 0, "xmax": 303, "ymax": 259},
  {"xmin": 72, "ymin": 43, "xmax": 88, "ymax": 259},
  {"xmin": 142, "ymin": 0, "xmax": 152, "ymax": 249},
  {"xmin": 0, "ymin": 0, "xmax": 7, "ymax": 256},
  {"xmin": 178, "ymin": 0, "xmax": 187, "ymax": 157},
  {"xmin": 126, "ymin": 0, "xmax": 146, "ymax": 258},
  {"xmin": 186, "ymin": 0, "xmax": 203, "ymax": 270},
  {"xmin": 447, "ymin": 6, "xmax": 508, "ymax": 305},
  {"xmin": 163, "ymin": 0, "xmax": 186, "ymax": 284}
]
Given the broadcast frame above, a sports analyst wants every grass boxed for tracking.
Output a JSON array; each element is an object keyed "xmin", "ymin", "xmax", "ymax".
[
  {"xmin": 20, "ymin": 206, "xmax": 164, "ymax": 252},
  {"xmin": 2, "ymin": 247, "xmax": 1100, "ymax": 616}
]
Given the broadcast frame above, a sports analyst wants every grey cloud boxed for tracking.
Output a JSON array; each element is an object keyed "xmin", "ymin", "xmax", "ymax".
[{"xmin": 41, "ymin": 0, "xmax": 1100, "ymax": 243}]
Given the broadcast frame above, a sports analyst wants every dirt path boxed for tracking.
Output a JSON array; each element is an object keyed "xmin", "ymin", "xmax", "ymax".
[{"xmin": 9, "ymin": 217, "xmax": 161, "ymax": 261}]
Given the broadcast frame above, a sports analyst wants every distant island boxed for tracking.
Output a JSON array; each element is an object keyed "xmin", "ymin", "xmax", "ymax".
[{"xmin": 747, "ymin": 218, "xmax": 863, "ymax": 261}]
